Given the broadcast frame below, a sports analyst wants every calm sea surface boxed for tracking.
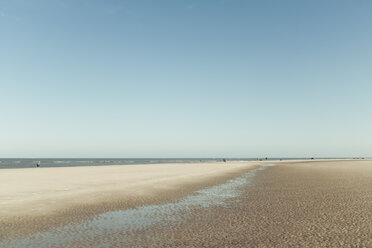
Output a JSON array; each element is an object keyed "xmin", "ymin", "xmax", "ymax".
[
  {"xmin": 0, "ymin": 158, "xmax": 253, "ymax": 169},
  {"xmin": 0, "ymin": 158, "xmax": 319, "ymax": 169}
]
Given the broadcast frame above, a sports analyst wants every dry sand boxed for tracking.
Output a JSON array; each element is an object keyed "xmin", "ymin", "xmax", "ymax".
[
  {"xmin": 117, "ymin": 159, "xmax": 372, "ymax": 247},
  {"xmin": 3, "ymin": 159, "xmax": 372, "ymax": 247},
  {"xmin": 0, "ymin": 161, "xmax": 259, "ymax": 240}
]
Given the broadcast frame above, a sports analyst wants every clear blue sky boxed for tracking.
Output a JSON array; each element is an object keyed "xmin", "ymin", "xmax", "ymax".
[{"xmin": 1, "ymin": 0, "xmax": 371, "ymax": 158}]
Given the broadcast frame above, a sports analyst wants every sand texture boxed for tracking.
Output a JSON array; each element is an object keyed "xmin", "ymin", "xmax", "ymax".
[
  {"xmin": 117, "ymin": 159, "xmax": 372, "ymax": 247},
  {"xmin": 0, "ymin": 161, "xmax": 258, "ymax": 240},
  {"xmin": 2, "ymin": 159, "xmax": 372, "ymax": 247}
]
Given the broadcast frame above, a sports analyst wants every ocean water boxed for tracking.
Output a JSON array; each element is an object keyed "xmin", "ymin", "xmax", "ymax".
[
  {"xmin": 0, "ymin": 158, "xmax": 306, "ymax": 169},
  {"xmin": 0, "ymin": 158, "xmax": 231, "ymax": 169}
]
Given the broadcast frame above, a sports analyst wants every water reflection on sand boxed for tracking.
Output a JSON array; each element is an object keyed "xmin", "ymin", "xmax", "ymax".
[{"xmin": 2, "ymin": 164, "xmax": 275, "ymax": 248}]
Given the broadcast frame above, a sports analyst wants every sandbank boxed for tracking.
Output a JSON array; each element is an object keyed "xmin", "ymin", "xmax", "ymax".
[
  {"xmin": 117, "ymin": 159, "xmax": 372, "ymax": 247},
  {"xmin": 0, "ymin": 161, "xmax": 259, "ymax": 240}
]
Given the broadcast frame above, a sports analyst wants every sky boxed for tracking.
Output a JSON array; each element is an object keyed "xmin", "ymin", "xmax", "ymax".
[{"xmin": 1, "ymin": 0, "xmax": 371, "ymax": 158}]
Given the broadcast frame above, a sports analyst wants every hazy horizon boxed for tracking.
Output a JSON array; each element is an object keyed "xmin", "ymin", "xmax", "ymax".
[
  {"xmin": 1, "ymin": 0, "xmax": 371, "ymax": 158},
  {"xmin": 0, "ymin": 156, "xmax": 369, "ymax": 159}
]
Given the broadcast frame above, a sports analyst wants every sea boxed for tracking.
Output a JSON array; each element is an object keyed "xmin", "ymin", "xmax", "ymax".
[{"xmin": 0, "ymin": 158, "xmax": 301, "ymax": 169}]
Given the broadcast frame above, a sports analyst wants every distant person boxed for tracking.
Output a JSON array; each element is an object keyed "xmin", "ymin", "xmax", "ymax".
[
  {"xmin": 36, "ymin": 161, "xmax": 40, "ymax": 167},
  {"xmin": 222, "ymin": 159, "xmax": 226, "ymax": 162}
]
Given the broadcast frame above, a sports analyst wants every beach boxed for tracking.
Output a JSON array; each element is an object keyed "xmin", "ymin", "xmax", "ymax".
[
  {"xmin": 0, "ymin": 161, "xmax": 259, "ymax": 242},
  {"xmin": 128, "ymin": 159, "xmax": 372, "ymax": 247},
  {"xmin": 2, "ymin": 159, "xmax": 372, "ymax": 247}
]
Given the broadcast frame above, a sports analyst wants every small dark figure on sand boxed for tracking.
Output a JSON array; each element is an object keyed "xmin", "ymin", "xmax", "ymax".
[
  {"xmin": 36, "ymin": 161, "xmax": 40, "ymax": 167},
  {"xmin": 222, "ymin": 159, "xmax": 226, "ymax": 162}
]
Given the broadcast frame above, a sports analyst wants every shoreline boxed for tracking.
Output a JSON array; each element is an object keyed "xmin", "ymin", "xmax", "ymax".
[
  {"xmin": 1, "ymin": 157, "xmax": 367, "ymax": 170},
  {"xmin": 2, "ymin": 159, "xmax": 371, "ymax": 245},
  {"xmin": 137, "ymin": 159, "xmax": 372, "ymax": 247},
  {"xmin": 0, "ymin": 161, "xmax": 260, "ymax": 240},
  {"xmin": 66, "ymin": 159, "xmax": 372, "ymax": 247}
]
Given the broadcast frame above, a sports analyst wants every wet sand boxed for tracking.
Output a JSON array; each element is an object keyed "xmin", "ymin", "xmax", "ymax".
[
  {"xmin": 0, "ymin": 161, "xmax": 259, "ymax": 241},
  {"xmin": 3, "ymin": 159, "xmax": 372, "ymax": 247},
  {"xmin": 122, "ymin": 159, "xmax": 372, "ymax": 247}
]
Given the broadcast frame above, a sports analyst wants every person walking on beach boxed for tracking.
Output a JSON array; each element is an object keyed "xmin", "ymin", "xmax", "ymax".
[{"xmin": 36, "ymin": 161, "xmax": 40, "ymax": 167}]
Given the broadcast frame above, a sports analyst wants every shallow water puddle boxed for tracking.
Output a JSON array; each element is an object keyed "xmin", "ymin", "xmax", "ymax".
[{"xmin": 2, "ymin": 164, "xmax": 276, "ymax": 248}]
